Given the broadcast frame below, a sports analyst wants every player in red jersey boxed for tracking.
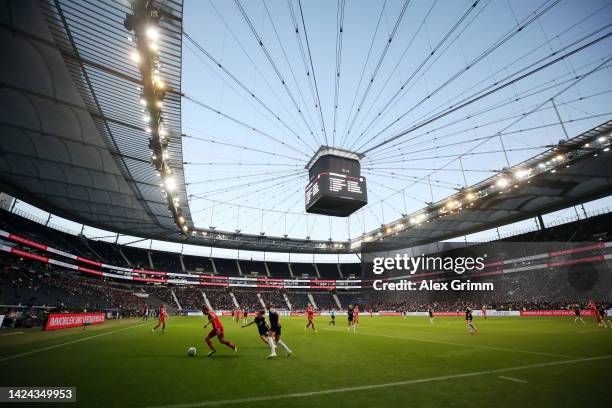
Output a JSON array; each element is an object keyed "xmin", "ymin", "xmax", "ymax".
[
  {"xmin": 588, "ymin": 301, "xmax": 604, "ymax": 327},
  {"xmin": 234, "ymin": 308, "xmax": 241, "ymax": 324},
  {"xmin": 304, "ymin": 304, "xmax": 317, "ymax": 334},
  {"xmin": 152, "ymin": 304, "xmax": 167, "ymax": 333},
  {"xmin": 481, "ymin": 304, "xmax": 487, "ymax": 320},
  {"xmin": 201, "ymin": 305, "xmax": 237, "ymax": 357},
  {"xmin": 354, "ymin": 306, "xmax": 360, "ymax": 327}
]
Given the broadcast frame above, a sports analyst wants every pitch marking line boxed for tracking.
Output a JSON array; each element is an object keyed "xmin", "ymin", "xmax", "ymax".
[
  {"xmin": 498, "ymin": 376, "xmax": 527, "ymax": 383},
  {"xmin": 147, "ymin": 354, "xmax": 612, "ymax": 408},
  {"xmin": 1, "ymin": 331, "xmax": 24, "ymax": 337},
  {"xmin": 0, "ymin": 322, "xmax": 148, "ymax": 363},
  {"xmin": 324, "ymin": 328, "xmax": 578, "ymax": 359}
]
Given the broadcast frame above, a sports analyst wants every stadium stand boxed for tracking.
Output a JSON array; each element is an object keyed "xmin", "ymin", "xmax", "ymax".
[
  {"xmin": 316, "ymin": 263, "xmax": 341, "ymax": 279},
  {"xmin": 267, "ymin": 261, "xmax": 292, "ymax": 278},
  {"xmin": 290, "ymin": 262, "xmax": 316, "ymax": 278},
  {"xmin": 232, "ymin": 289, "xmax": 262, "ymax": 310},
  {"xmin": 340, "ymin": 263, "xmax": 360, "ymax": 278},
  {"xmin": 203, "ymin": 288, "xmax": 235, "ymax": 310},
  {"xmin": 87, "ymin": 239, "xmax": 126, "ymax": 266},
  {"xmin": 121, "ymin": 246, "xmax": 150, "ymax": 269},
  {"xmin": 1, "ymin": 207, "xmax": 612, "ymax": 326},
  {"xmin": 310, "ymin": 291, "xmax": 337, "ymax": 309},
  {"xmin": 285, "ymin": 292, "xmax": 310, "ymax": 309},
  {"xmin": 183, "ymin": 254, "xmax": 213, "ymax": 273},
  {"xmin": 213, "ymin": 258, "xmax": 239, "ymax": 276},
  {"xmin": 238, "ymin": 260, "xmax": 267, "ymax": 276},
  {"xmin": 151, "ymin": 250, "xmax": 182, "ymax": 272}
]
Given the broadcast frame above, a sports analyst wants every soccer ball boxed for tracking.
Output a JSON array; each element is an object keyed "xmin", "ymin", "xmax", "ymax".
[{"xmin": 187, "ymin": 347, "xmax": 197, "ymax": 357}]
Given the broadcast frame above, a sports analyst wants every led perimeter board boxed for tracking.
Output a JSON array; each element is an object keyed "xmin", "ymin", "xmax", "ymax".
[{"xmin": 305, "ymin": 147, "xmax": 368, "ymax": 217}]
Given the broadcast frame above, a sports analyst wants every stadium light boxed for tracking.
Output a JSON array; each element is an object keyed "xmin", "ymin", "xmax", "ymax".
[
  {"xmin": 145, "ymin": 26, "xmax": 159, "ymax": 40},
  {"xmin": 130, "ymin": 51, "xmax": 140, "ymax": 63},
  {"xmin": 495, "ymin": 178, "xmax": 509, "ymax": 188},
  {"xmin": 514, "ymin": 168, "xmax": 531, "ymax": 179},
  {"xmin": 164, "ymin": 177, "xmax": 176, "ymax": 192}
]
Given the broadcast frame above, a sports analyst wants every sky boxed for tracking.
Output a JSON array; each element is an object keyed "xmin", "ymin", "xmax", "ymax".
[
  {"xmin": 11, "ymin": 0, "xmax": 612, "ymax": 261},
  {"xmin": 179, "ymin": 0, "xmax": 612, "ymax": 242}
]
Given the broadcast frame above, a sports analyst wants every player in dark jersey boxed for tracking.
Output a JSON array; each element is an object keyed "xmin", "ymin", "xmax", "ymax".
[
  {"xmin": 267, "ymin": 304, "xmax": 292, "ymax": 357},
  {"xmin": 597, "ymin": 304, "xmax": 610, "ymax": 328},
  {"xmin": 201, "ymin": 305, "xmax": 237, "ymax": 357},
  {"xmin": 347, "ymin": 305, "xmax": 355, "ymax": 333},
  {"xmin": 465, "ymin": 307, "xmax": 479, "ymax": 335},
  {"xmin": 242, "ymin": 310, "xmax": 277, "ymax": 358},
  {"xmin": 573, "ymin": 304, "xmax": 585, "ymax": 324},
  {"xmin": 428, "ymin": 307, "xmax": 435, "ymax": 324}
]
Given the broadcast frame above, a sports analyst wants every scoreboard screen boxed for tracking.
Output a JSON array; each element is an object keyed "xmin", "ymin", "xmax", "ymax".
[{"xmin": 305, "ymin": 152, "xmax": 367, "ymax": 217}]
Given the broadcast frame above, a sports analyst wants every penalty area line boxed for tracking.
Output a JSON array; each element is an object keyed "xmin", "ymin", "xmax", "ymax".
[
  {"xmin": 0, "ymin": 322, "xmax": 148, "ymax": 363},
  {"xmin": 324, "ymin": 328, "xmax": 578, "ymax": 359},
  {"xmin": 145, "ymin": 354, "xmax": 612, "ymax": 408}
]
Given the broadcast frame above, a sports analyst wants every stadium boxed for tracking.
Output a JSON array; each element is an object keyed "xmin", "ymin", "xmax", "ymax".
[{"xmin": 0, "ymin": 0, "xmax": 611, "ymax": 406}]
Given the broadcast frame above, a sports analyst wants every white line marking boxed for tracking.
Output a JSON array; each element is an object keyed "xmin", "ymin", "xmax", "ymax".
[
  {"xmin": 324, "ymin": 328, "xmax": 578, "ymax": 359},
  {"xmin": 146, "ymin": 354, "xmax": 612, "ymax": 408},
  {"xmin": 1, "ymin": 331, "xmax": 24, "ymax": 337},
  {"xmin": 498, "ymin": 376, "xmax": 527, "ymax": 383},
  {"xmin": 0, "ymin": 322, "xmax": 147, "ymax": 363}
]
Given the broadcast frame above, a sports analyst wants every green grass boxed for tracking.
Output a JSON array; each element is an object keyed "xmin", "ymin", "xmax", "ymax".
[{"xmin": 0, "ymin": 316, "xmax": 611, "ymax": 407}]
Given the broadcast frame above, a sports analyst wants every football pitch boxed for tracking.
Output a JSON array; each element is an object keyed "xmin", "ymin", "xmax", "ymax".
[{"xmin": 0, "ymin": 315, "xmax": 610, "ymax": 407}]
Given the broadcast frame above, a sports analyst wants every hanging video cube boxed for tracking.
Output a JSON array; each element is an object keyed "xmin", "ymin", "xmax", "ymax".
[{"xmin": 305, "ymin": 147, "xmax": 368, "ymax": 217}]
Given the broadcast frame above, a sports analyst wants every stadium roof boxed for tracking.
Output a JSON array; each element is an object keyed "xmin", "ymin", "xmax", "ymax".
[
  {"xmin": 1, "ymin": 0, "xmax": 611, "ymax": 253},
  {"xmin": 0, "ymin": 0, "xmax": 190, "ymax": 242}
]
